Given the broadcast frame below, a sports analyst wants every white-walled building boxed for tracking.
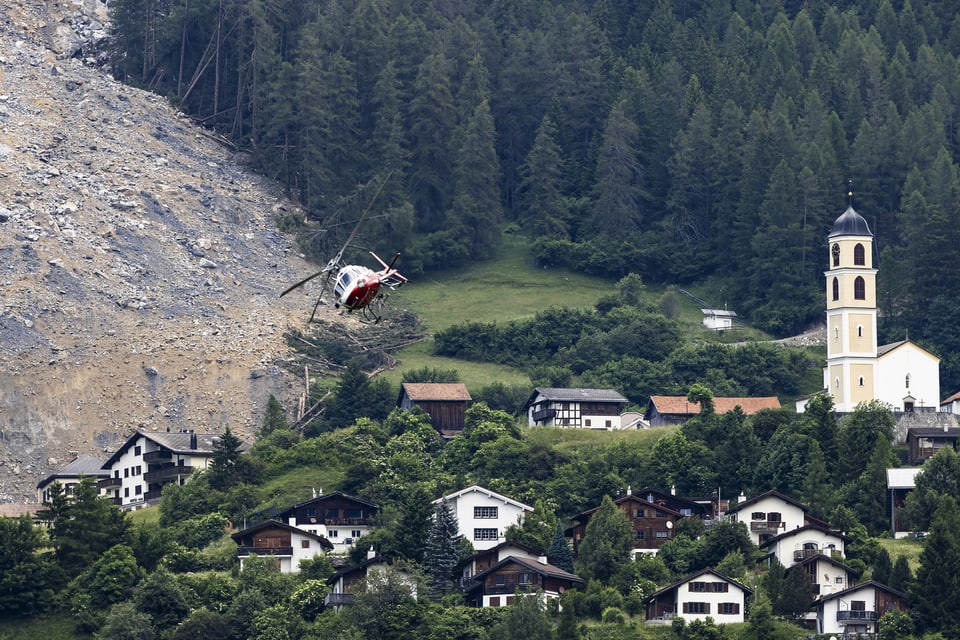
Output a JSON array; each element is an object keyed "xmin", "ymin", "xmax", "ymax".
[
  {"xmin": 813, "ymin": 581, "xmax": 909, "ymax": 635},
  {"xmin": 758, "ymin": 523, "xmax": 848, "ymax": 569},
  {"xmin": 231, "ymin": 520, "xmax": 333, "ymax": 573},
  {"xmin": 98, "ymin": 430, "xmax": 246, "ymax": 510},
  {"xmin": 275, "ymin": 491, "xmax": 379, "ymax": 554},
  {"xmin": 644, "ymin": 568, "xmax": 753, "ymax": 624},
  {"xmin": 37, "ymin": 454, "xmax": 108, "ymax": 503},
  {"xmin": 433, "ymin": 485, "xmax": 533, "ymax": 551},
  {"xmin": 523, "ymin": 387, "xmax": 628, "ymax": 429},
  {"xmin": 724, "ymin": 490, "xmax": 810, "ymax": 546}
]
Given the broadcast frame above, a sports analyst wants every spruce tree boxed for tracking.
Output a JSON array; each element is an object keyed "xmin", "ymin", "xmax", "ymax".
[
  {"xmin": 912, "ymin": 495, "xmax": 960, "ymax": 636},
  {"xmin": 422, "ymin": 499, "xmax": 462, "ymax": 597},
  {"xmin": 577, "ymin": 495, "xmax": 633, "ymax": 582},
  {"xmin": 548, "ymin": 521, "xmax": 575, "ymax": 573}
]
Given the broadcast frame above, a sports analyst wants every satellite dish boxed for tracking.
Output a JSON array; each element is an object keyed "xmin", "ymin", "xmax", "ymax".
[{"xmin": 666, "ymin": 521, "xmax": 674, "ymax": 529}]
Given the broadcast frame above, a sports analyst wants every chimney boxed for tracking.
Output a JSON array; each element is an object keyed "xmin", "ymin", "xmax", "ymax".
[
  {"xmin": 190, "ymin": 433, "xmax": 197, "ymax": 450},
  {"xmin": 367, "ymin": 547, "xmax": 377, "ymax": 560},
  {"xmin": 738, "ymin": 491, "xmax": 747, "ymax": 504},
  {"xmin": 671, "ymin": 484, "xmax": 676, "ymax": 496}
]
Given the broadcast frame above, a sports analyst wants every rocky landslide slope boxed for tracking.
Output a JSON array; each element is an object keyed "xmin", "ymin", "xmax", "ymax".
[{"xmin": 0, "ymin": 0, "xmax": 330, "ymax": 502}]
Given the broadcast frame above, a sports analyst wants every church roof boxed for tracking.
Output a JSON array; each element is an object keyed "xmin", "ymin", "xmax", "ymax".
[{"xmin": 829, "ymin": 205, "xmax": 872, "ymax": 238}]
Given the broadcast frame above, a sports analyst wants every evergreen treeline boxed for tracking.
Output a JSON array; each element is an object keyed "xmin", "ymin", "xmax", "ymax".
[
  {"xmin": 12, "ymin": 397, "xmax": 960, "ymax": 637},
  {"xmin": 107, "ymin": 1, "xmax": 960, "ymax": 391}
]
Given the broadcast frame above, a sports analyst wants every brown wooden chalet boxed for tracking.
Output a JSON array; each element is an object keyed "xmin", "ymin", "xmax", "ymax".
[
  {"xmin": 325, "ymin": 552, "xmax": 418, "ymax": 610},
  {"xmin": 397, "ymin": 383, "xmax": 472, "ymax": 436},
  {"xmin": 464, "ymin": 556, "xmax": 583, "ymax": 608},
  {"xmin": 634, "ymin": 487, "xmax": 715, "ymax": 519},
  {"xmin": 644, "ymin": 395, "xmax": 781, "ymax": 427},
  {"xmin": 569, "ymin": 494, "xmax": 683, "ymax": 556},
  {"xmin": 459, "ymin": 541, "xmax": 545, "ymax": 585},
  {"xmin": 905, "ymin": 426, "xmax": 959, "ymax": 465}
]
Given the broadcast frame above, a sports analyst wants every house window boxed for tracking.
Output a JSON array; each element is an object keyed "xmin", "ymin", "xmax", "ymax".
[
  {"xmin": 751, "ymin": 512, "xmax": 766, "ymax": 521},
  {"xmin": 301, "ymin": 540, "xmax": 310, "ymax": 549},
  {"xmin": 495, "ymin": 575, "xmax": 505, "ymax": 585},
  {"xmin": 134, "ymin": 445, "xmax": 142, "ymax": 456},
  {"xmin": 719, "ymin": 602, "xmax": 740, "ymax": 615},
  {"xmin": 836, "ymin": 576, "xmax": 845, "ymax": 584},
  {"xmin": 854, "ymin": 243, "xmax": 865, "ymax": 265},
  {"xmin": 851, "ymin": 600, "xmax": 866, "ymax": 611},
  {"xmin": 351, "ymin": 530, "xmax": 361, "ymax": 538},
  {"xmin": 767, "ymin": 512, "xmax": 781, "ymax": 522},
  {"xmin": 655, "ymin": 510, "xmax": 667, "ymax": 518},
  {"xmin": 474, "ymin": 506, "xmax": 498, "ymax": 519},
  {"xmin": 124, "ymin": 468, "xmax": 129, "ymax": 478},
  {"xmin": 859, "ymin": 376, "xmax": 864, "ymax": 387},
  {"xmin": 474, "ymin": 528, "xmax": 499, "ymax": 541},
  {"xmin": 906, "ymin": 374, "xmax": 911, "ymax": 389},
  {"xmin": 326, "ymin": 508, "xmax": 339, "ymax": 519},
  {"xmin": 636, "ymin": 531, "xmax": 646, "ymax": 540},
  {"xmin": 832, "ymin": 243, "xmax": 840, "ymax": 267},
  {"xmin": 832, "ymin": 277, "xmax": 839, "ymax": 301},
  {"xmin": 306, "ymin": 508, "xmax": 317, "ymax": 517},
  {"xmin": 490, "ymin": 596, "xmax": 501, "ymax": 607},
  {"xmin": 347, "ymin": 509, "xmax": 363, "ymax": 519},
  {"xmin": 858, "ymin": 325, "xmax": 863, "ymax": 337},
  {"xmin": 585, "ymin": 419, "xmax": 592, "ymax": 427},
  {"xmin": 680, "ymin": 508, "xmax": 692, "ymax": 516},
  {"xmin": 124, "ymin": 488, "xmax": 129, "ymax": 497},
  {"xmin": 135, "ymin": 485, "xmax": 142, "ymax": 495},
  {"xmin": 683, "ymin": 602, "xmax": 710, "ymax": 614},
  {"xmin": 711, "ymin": 582, "xmax": 729, "ymax": 593},
  {"xmin": 854, "ymin": 276, "xmax": 865, "ymax": 300},
  {"xmin": 655, "ymin": 531, "xmax": 669, "ymax": 538},
  {"xmin": 690, "ymin": 582, "xmax": 706, "ymax": 592},
  {"xmin": 635, "ymin": 509, "xmax": 646, "ymax": 518},
  {"xmin": 519, "ymin": 573, "xmax": 533, "ymax": 585},
  {"xmin": 329, "ymin": 530, "xmax": 338, "ymax": 538}
]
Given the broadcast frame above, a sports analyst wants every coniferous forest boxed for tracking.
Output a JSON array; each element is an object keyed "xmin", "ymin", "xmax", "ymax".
[{"xmin": 108, "ymin": 0, "xmax": 960, "ymax": 390}]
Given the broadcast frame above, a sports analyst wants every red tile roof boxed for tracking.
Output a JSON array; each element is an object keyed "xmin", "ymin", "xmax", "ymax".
[{"xmin": 649, "ymin": 395, "xmax": 781, "ymax": 416}]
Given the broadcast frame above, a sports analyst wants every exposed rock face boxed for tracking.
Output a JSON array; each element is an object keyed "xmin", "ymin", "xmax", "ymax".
[{"xmin": 0, "ymin": 0, "xmax": 326, "ymax": 501}]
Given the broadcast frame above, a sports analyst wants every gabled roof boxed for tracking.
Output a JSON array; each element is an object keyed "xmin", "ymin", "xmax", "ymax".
[
  {"xmin": 906, "ymin": 427, "xmax": 960, "ymax": 439},
  {"xmin": 328, "ymin": 554, "xmax": 395, "ymax": 583},
  {"xmin": 278, "ymin": 491, "xmax": 379, "ymax": 515},
  {"xmin": 814, "ymin": 580, "xmax": 907, "ymax": 605},
  {"xmin": 523, "ymin": 387, "xmax": 628, "ymax": 410},
  {"xmin": 758, "ymin": 523, "xmax": 850, "ymax": 549},
  {"xmin": 399, "ymin": 382, "xmax": 472, "ymax": 402},
  {"xmin": 572, "ymin": 494, "xmax": 682, "ymax": 524},
  {"xmin": 433, "ymin": 485, "xmax": 533, "ymax": 512},
  {"xmin": 102, "ymin": 430, "xmax": 248, "ymax": 468},
  {"xmin": 466, "ymin": 555, "xmax": 582, "ymax": 590},
  {"xmin": 876, "ymin": 338, "xmax": 940, "ymax": 361},
  {"xmin": 461, "ymin": 540, "xmax": 541, "ymax": 565},
  {"xmin": 645, "ymin": 396, "xmax": 781, "ymax": 417},
  {"xmin": 633, "ymin": 487, "xmax": 708, "ymax": 513},
  {"xmin": 725, "ymin": 490, "xmax": 807, "ymax": 515},
  {"xmin": 701, "ymin": 309, "xmax": 737, "ymax": 318},
  {"xmin": 37, "ymin": 454, "xmax": 108, "ymax": 488},
  {"xmin": 643, "ymin": 568, "xmax": 753, "ymax": 603},
  {"xmin": 230, "ymin": 519, "xmax": 334, "ymax": 550},
  {"xmin": 941, "ymin": 390, "xmax": 960, "ymax": 405},
  {"xmin": 787, "ymin": 553, "xmax": 861, "ymax": 579}
]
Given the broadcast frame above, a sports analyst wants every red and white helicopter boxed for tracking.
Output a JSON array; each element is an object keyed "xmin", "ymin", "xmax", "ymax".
[{"xmin": 280, "ymin": 174, "xmax": 408, "ymax": 323}]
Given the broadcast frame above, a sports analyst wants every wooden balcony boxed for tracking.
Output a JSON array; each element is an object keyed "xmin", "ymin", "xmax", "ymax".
[
  {"xmin": 532, "ymin": 408, "xmax": 557, "ymax": 423},
  {"xmin": 97, "ymin": 477, "xmax": 122, "ymax": 489},
  {"xmin": 237, "ymin": 546, "xmax": 293, "ymax": 557},
  {"xmin": 144, "ymin": 466, "xmax": 193, "ymax": 482},
  {"xmin": 750, "ymin": 521, "xmax": 785, "ymax": 533},
  {"xmin": 324, "ymin": 593, "xmax": 354, "ymax": 607},
  {"xmin": 143, "ymin": 450, "xmax": 172, "ymax": 462}
]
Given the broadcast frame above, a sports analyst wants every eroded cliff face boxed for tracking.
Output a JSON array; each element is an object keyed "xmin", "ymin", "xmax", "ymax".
[{"xmin": 0, "ymin": 0, "xmax": 327, "ymax": 501}]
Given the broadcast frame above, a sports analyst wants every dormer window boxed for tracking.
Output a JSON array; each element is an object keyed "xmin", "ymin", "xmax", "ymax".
[
  {"xmin": 854, "ymin": 243, "xmax": 865, "ymax": 265},
  {"xmin": 832, "ymin": 243, "xmax": 840, "ymax": 267}
]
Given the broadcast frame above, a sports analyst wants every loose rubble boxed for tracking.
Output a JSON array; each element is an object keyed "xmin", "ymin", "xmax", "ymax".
[{"xmin": 0, "ymin": 0, "xmax": 331, "ymax": 502}]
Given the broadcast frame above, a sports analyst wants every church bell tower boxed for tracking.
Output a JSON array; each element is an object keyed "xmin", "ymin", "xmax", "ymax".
[{"xmin": 824, "ymin": 200, "xmax": 877, "ymax": 412}]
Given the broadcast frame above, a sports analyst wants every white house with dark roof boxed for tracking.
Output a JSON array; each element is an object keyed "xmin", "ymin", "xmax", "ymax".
[
  {"xmin": 785, "ymin": 552, "xmax": 860, "ymax": 600},
  {"xmin": 523, "ymin": 387, "xmax": 628, "ymax": 429},
  {"xmin": 724, "ymin": 490, "xmax": 812, "ymax": 546},
  {"xmin": 644, "ymin": 568, "xmax": 753, "ymax": 624},
  {"xmin": 98, "ymin": 430, "xmax": 248, "ymax": 510},
  {"xmin": 758, "ymin": 522, "xmax": 849, "ymax": 569},
  {"xmin": 231, "ymin": 519, "xmax": 333, "ymax": 573},
  {"xmin": 37, "ymin": 454, "xmax": 109, "ymax": 503},
  {"xmin": 812, "ymin": 581, "xmax": 909, "ymax": 635},
  {"xmin": 275, "ymin": 491, "xmax": 379, "ymax": 553},
  {"xmin": 433, "ymin": 485, "xmax": 533, "ymax": 551}
]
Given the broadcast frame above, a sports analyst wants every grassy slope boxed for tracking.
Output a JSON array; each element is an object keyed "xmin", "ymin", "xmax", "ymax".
[{"xmin": 383, "ymin": 231, "xmax": 795, "ymax": 393}]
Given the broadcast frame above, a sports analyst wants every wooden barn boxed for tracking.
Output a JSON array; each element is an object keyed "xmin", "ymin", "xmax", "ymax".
[{"xmin": 397, "ymin": 383, "xmax": 472, "ymax": 436}]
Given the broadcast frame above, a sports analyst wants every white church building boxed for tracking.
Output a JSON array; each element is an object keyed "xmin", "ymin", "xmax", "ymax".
[{"xmin": 813, "ymin": 203, "xmax": 940, "ymax": 414}]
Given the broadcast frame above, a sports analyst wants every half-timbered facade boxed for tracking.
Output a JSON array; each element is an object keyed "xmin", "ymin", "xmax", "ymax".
[{"xmin": 523, "ymin": 387, "xmax": 628, "ymax": 429}]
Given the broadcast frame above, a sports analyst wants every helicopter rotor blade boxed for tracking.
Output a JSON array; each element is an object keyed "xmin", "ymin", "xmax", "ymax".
[{"xmin": 280, "ymin": 269, "xmax": 327, "ymax": 297}]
